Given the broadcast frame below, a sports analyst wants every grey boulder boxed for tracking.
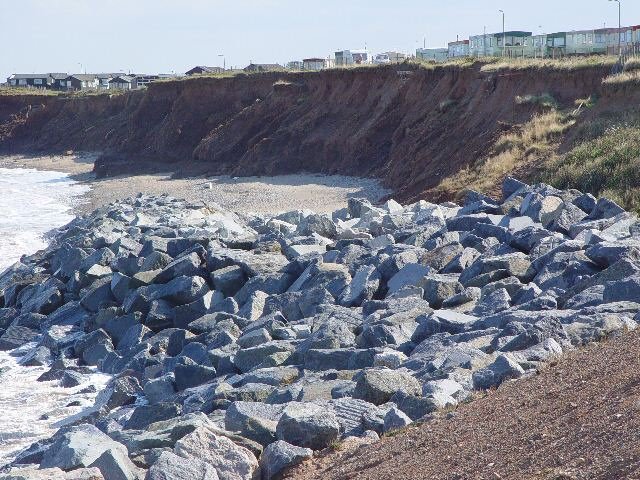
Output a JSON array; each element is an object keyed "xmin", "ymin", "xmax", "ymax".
[
  {"xmin": 259, "ymin": 440, "xmax": 313, "ymax": 480},
  {"xmin": 276, "ymin": 402, "xmax": 340, "ymax": 450}
]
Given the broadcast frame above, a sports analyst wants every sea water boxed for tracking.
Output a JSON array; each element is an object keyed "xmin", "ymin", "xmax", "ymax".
[
  {"xmin": 0, "ymin": 167, "xmax": 89, "ymax": 271},
  {"xmin": 0, "ymin": 167, "xmax": 109, "ymax": 467}
]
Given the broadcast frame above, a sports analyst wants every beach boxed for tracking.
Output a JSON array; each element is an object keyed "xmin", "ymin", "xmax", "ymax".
[{"xmin": 0, "ymin": 153, "xmax": 389, "ymax": 216}]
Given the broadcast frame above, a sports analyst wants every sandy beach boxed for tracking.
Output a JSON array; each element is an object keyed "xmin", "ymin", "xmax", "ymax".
[{"xmin": 0, "ymin": 153, "xmax": 389, "ymax": 215}]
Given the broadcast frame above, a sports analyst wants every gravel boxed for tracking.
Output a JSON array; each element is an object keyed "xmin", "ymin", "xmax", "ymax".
[{"xmin": 0, "ymin": 154, "xmax": 389, "ymax": 215}]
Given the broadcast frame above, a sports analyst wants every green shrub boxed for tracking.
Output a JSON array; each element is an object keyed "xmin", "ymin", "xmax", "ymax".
[{"xmin": 542, "ymin": 125, "xmax": 640, "ymax": 212}]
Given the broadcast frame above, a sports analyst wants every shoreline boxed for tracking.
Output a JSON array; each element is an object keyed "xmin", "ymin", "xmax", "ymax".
[{"xmin": 0, "ymin": 153, "xmax": 390, "ymax": 216}]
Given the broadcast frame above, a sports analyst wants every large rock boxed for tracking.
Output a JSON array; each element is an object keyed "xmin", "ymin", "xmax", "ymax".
[
  {"xmin": 89, "ymin": 447, "xmax": 141, "ymax": 480},
  {"xmin": 353, "ymin": 369, "xmax": 421, "ymax": 405},
  {"xmin": 174, "ymin": 363, "xmax": 218, "ymax": 391},
  {"xmin": 276, "ymin": 403, "xmax": 341, "ymax": 450},
  {"xmin": 472, "ymin": 354, "xmax": 525, "ymax": 390},
  {"xmin": 225, "ymin": 401, "xmax": 284, "ymax": 446},
  {"xmin": 338, "ymin": 265, "xmax": 381, "ymax": 307},
  {"xmin": 40, "ymin": 424, "xmax": 129, "ymax": 471},
  {"xmin": 95, "ymin": 376, "xmax": 141, "ymax": 411},
  {"xmin": 259, "ymin": 440, "xmax": 313, "ymax": 480},
  {"xmin": 155, "ymin": 253, "xmax": 202, "ymax": 283},
  {"xmin": 146, "ymin": 452, "xmax": 219, "ymax": 480},
  {"xmin": 387, "ymin": 264, "xmax": 430, "ymax": 296},
  {"xmin": 422, "ymin": 275, "xmax": 464, "ymax": 309},
  {"xmin": 234, "ymin": 342, "xmax": 295, "ymax": 373},
  {"xmin": 0, "ymin": 325, "xmax": 39, "ymax": 351},
  {"xmin": 212, "ymin": 265, "xmax": 247, "ymax": 297},
  {"xmin": 174, "ymin": 429, "xmax": 258, "ymax": 480}
]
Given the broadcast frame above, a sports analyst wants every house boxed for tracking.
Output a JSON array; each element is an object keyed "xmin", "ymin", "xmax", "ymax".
[
  {"xmin": 385, "ymin": 52, "xmax": 408, "ymax": 63},
  {"xmin": 243, "ymin": 63, "xmax": 284, "ymax": 73},
  {"xmin": 416, "ymin": 48, "xmax": 448, "ymax": 63},
  {"xmin": 469, "ymin": 31, "xmax": 532, "ymax": 57},
  {"xmin": 6, "ymin": 74, "xmax": 50, "ymax": 88},
  {"xmin": 373, "ymin": 52, "xmax": 407, "ymax": 64},
  {"xmin": 135, "ymin": 75, "xmax": 161, "ymax": 88},
  {"xmin": 448, "ymin": 40, "xmax": 470, "ymax": 58},
  {"xmin": 373, "ymin": 53, "xmax": 392, "ymax": 64},
  {"xmin": 48, "ymin": 73, "xmax": 69, "ymax": 90},
  {"xmin": 469, "ymin": 34, "xmax": 493, "ymax": 57},
  {"xmin": 185, "ymin": 66, "xmax": 224, "ymax": 76},
  {"xmin": 94, "ymin": 73, "xmax": 120, "ymax": 90},
  {"xmin": 335, "ymin": 50, "xmax": 369, "ymax": 66},
  {"xmin": 287, "ymin": 61, "xmax": 303, "ymax": 70},
  {"xmin": 302, "ymin": 58, "xmax": 325, "ymax": 71},
  {"xmin": 335, "ymin": 50, "xmax": 352, "ymax": 66},
  {"xmin": 66, "ymin": 74, "xmax": 99, "ymax": 91},
  {"xmin": 109, "ymin": 75, "xmax": 137, "ymax": 90},
  {"xmin": 158, "ymin": 73, "xmax": 183, "ymax": 80}
]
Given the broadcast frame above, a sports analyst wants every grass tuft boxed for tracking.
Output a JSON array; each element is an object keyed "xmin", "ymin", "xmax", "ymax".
[
  {"xmin": 435, "ymin": 111, "xmax": 575, "ymax": 200},
  {"xmin": 602, "ymin": 70, "xmax": 640, "ymax": 86},
  {"xmin": 515, "ymin": 93, "xmax": 558, "ymax": 109}
]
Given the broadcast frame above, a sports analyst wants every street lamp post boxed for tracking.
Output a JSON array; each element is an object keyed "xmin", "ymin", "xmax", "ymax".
[
  {"xmin": 499, "ymin": 10, "xmax": 505, "ymax": 57},
  {"xmin": 610, "ymin": 0, "xmax": 621, "ymax": 56},
  {"xmin": 218, "ymin": 54, "xmax": 226, "ymax": 71},
  {"xmin": 483, "ymin": 25, "xmax": 487, "ymax": 58}
]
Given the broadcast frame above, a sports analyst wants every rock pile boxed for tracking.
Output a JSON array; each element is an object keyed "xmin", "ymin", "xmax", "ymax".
[{"xmin": 2, "ymin": 177, "xmax": 640, "ymax": 479}]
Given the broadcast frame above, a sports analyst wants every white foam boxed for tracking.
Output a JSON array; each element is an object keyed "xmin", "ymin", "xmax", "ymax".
[
  {"xmin": 0, "ymin": 167, "xmax": 89, "ymax": 271},
  {"xmin": 0, "ymin": 348, "xmax": 110, "ymax": 466},
  {"xmin": 0, "ymin": 167, "xmax": 99, "ymax": 466}
]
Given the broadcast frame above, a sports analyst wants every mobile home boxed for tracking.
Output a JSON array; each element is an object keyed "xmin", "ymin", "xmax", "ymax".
[{"xmin": 416, "ymin": 48, "xmax": 448, "ymax": 62}]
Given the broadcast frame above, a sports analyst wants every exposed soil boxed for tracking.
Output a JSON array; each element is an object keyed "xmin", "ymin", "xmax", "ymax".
[
  {"xmin": 285, "ymin": 330, "xmax": 640, "ymax": 480},
  {"xmin": 0, "ymin": 63, "xmax": 623, "ymax": 204}
]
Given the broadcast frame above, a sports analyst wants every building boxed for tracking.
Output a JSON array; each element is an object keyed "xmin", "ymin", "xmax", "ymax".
[
  {"xmin": 302, "ymin": 58, "xmax": 325, "ymax": 70},
  {"xmin": 374, "ymin": 52, "xmax": 408, "ymax": 64},
  {"xmin": 335, "ymin": 50, "xmax": 369, "ymax": 66},
  {"xmin": 185, "ymin": 66, "xmax": 224, "ymax": 76},
  {"xmin": 387, "ymin": 52, "xmax": 408, "ymax": 63},
  {"xmin": 6, "ymin": 74, "xmax": 51, "ymax": 88},
  {"xmin": 243, "ymin": 63, "xmax": 284, "ymax": 73},
  {"xmin": 94, "ymin": 73, "xmax": 119, "ymax": 90},
  {"xmin": 335, "ymin": 50, "xmax": 351, "ymax": 66},
  {"xmin": 48, "ymin": 73, "xmax": 69, "ymax": 90},
  {"xmin": 109, "ymin": 75, "xmax": 137, "ymax": 90},
  {"xmin": 416, "ymin": 48, "xmax": 448, "ymax": 63},
  {"xmin": 66, "ymin": 74, "xmax": 99, "ymax": 91},
  {"xmin": 469, "ymin": 31, "xmax": 532, "ymax": 57},
  {"xmin": 373, "ymin": 53, "xmax": 392, "ymax": 64},
  {"xmin": 135, "ymin": 75, "xmax": 161, "ymax": 88},
  {"xmin": 287, "ymin": 61, "xmax": 303, "ymax": 70},
  {"xmin": 448, "ymin": 40, "xmax": 470, "ymax": 58}
]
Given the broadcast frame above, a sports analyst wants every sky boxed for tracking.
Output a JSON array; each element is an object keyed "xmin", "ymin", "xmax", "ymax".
[{"xmin": 2, "ymin": 0, "xmax": 640, "ymax": 80}]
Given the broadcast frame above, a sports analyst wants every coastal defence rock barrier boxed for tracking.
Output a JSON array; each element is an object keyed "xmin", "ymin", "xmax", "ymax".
[{"xmin": 2, "ymin": 176, "xmax": 640, "ymax": 479}]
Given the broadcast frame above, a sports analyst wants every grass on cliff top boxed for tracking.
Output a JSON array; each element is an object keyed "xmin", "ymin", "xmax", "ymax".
[
  {"xmin": 480, "ymin": 55, "xmax": 619, "ymax": 72},
  {"xmin": 0, "ymin": 87, "xmax": 61, "ymax": 96},
  {"xmin": 0, "ymin": 87, "xmax": 127, "ymax": 98}
]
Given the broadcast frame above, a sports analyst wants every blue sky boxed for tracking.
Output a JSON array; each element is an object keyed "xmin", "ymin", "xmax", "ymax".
[{"xmin": 2, "ymin": 0, "xmax": 639, "ymax": 79}]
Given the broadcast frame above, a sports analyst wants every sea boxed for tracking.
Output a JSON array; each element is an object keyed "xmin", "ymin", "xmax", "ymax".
[{"xmin": 0, "ymin": 167, "xmax": 109, "ymax": 467}]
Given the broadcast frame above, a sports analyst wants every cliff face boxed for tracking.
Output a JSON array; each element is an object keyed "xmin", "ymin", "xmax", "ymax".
[{"xmin": 0, "ymin": 64, "xmax": 616, "ymax": 201}]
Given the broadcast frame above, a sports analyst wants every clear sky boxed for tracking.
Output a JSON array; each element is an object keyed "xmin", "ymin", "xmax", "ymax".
[{"xmin": 2, "ymin": 0, "xmax": 639, "ymax": 80}]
